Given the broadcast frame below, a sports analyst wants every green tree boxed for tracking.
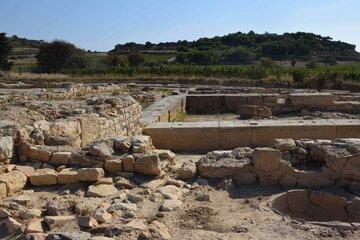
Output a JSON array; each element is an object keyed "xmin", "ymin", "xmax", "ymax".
[
  {"xmin": 0, "ymin": 33, "xmax": 13, "ymax": 71},
  {"xmin": 105, "ymin": 53, "xmax": 128, "ymax": 67},
  {"xmin": 36, "ymin": 40, "xmax": 85, "ymax": 73},
  {"xmin": 127, "ymin": 51, "xmax": 145, "ymax": 66},
  {"xmin": 222, "ymin": 47, "xmax": 255, "ymax": 64}
]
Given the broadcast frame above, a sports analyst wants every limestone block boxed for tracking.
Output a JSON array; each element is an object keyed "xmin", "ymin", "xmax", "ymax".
[
  {"xmin": 253, "ymin": 147, "xmax": 282, "ymax": 172},
  {"xmin": 0, "ymin": 170, "xmax": 27, "ymax": 194},
  {"xmin": 57, "ymin": 168, "xmax": 79, "ymax": 184},
  {"xmin": 29, "ymin": 169, "xmax": 58, "ymax": 186},
  {"xmin": 0, "ymin": 136, "xmax": 14, "ymax": 162},
  {"xmin": 104, "ymin": 159, "xmax": 122, "ymax": 173},
  {"xmin": 50, "ymin": 152, "xmax": 71, "ymax": 166},
  {"xmin": 78, "ymin": 168, "xmax": 105, "ymax": 182},
  {"xmin": 134, "ymin": 154, "xmax": 161, "ymax": 176}
]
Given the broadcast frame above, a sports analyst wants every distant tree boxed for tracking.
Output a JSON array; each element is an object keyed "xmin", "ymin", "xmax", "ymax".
[
  {"xmin": 222, "ymin": 47, "xmax": 255, "ymax": 64},
  {"xmin": 127, "ymin": 51, "xmax": 145, "ymax": 66},
  {"xmin": 0, "ymin": 33, "xmax": 13, "ymax": 71},
  {"xmin": 145, "ymin": 41, "xmax": 153, "ymax": 49},
  {"xmin": 105, "ymin": 53, "xmax": 128, "ymax": 67},
  {"xmin": 36, "ymin": 40, "xmax": 85, "ymax": 73}
]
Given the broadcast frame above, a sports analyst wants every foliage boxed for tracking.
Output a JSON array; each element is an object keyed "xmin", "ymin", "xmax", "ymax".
[
  {"xmin": 127, "ymin": 51, "xmax": 145, "ymax": 66},
  {"xmin": 105, "ymin": 53, "xmax": 128, "ymax": 67},
  {"xmin": 112, "ymin": 31, "xmax": 360, "ymax": 64},
  {"xmin": 305, "ymin": 60, "xmax": 319, "ymax": 69},
  {"xmin": 0, "ymin": 33, "xmax": 13, "ymax": 71},
  {"xmin": 36, "ymin": 40, "xmax": 85, "ymax": 73}
]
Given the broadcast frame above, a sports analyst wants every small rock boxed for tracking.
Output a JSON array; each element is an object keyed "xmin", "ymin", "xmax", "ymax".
[
  {"xmin": 77, "ymin": 216, "xmax": 98, "ymax": 228},
  {"xmin": 87, "ymin": 184, "xmax": 118, "ymax": 198}
]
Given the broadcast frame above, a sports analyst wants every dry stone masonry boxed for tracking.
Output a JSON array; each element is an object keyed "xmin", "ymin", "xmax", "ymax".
[{"xmin": 0, "ymin": 82, "xmax": 359, "ymax": 239}]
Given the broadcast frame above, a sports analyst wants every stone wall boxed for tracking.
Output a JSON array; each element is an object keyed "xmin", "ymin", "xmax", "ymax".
[
  {"xmin": 0, "ymin": 95, "xmax": 142, "ymax": 163},
  {"xmin": 196, "ymin": 138, "xmax": 360, "ymax": 189},
  {"xmin": 186, "ymin": 93, "xmax": 339, "ymax": 114}
]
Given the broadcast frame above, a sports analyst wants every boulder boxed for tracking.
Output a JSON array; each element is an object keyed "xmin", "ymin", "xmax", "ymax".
[
  {"xmin": 113, "ymin": 136, "xmax": 131, "ymax": 153},
  {"xmin": 29, "ymin": 169, "xmax": 57, "ymax": 186},
  {"xmin": 132, "ymin": 135, "xmax": 153, "ymax": 153},
  {"xmin": 124, "ymin": 219, "xmax": 147, "ymax": 231},
  {"xmin": 44, "ymin": 215, "xmax": 76, "ymax": 229},
  {"xmin": 161, "ymin": 199, "xmax": 182, "ymax": 211},
  {"xmin": 177, "ymin": 162, "xmax": 197, "ymax": 180},
  {"xmin": 157, "ymin": 185, "xmax": 182, "ymax": 200},
  {"xmin": 0, "ymin": 136, "xmax": 14, "ymax": 162},
  {"xmin": 253, "ymin": 147, "xmax": 281, "ymax": 172},
  {"xmin": 134, "ymin": 154, "xmax": 161, "ymax": 175},
  {"xmin": 87, "ymin": 142, "xmax": 114, "ymax": 157},
  {"xmin": 14, "ymin": 165, "xmax": 35, "ymax": 177},
  {"xmin": 197, "ymin": 156, "xmax": 250, "ymax": 179},
  {"xmin": 87, "ymin": 184, "xmax": 118, "ymax": 198},
  {"xmin": 94, "ymin": 209, "xmax": 112, "ymax": 223},
  {"xmin": 26, "ymin": 218, "xmax": 44, "ymax": 234},
  {"xmin": 0, "ymin": 170, "xmax": 27, "ymax": 194},
  {"xmin": 77, "ymin": 216, "xmax": 98, "ymax": 228},
  {"xmin": 153, "ymin": 149, "xmax": 176, "ymax": 162},
  {"xmin": 78, "ymin": 168, "xmax": 104, "ymax": 182},
  {"xmin": 274, "ymin": 139, "xmax": 296, "ymax": 151}
]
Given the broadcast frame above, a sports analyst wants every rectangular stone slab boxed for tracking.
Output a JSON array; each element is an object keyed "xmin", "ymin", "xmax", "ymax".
[
  {"xmin": 144, "ymin": 119, "xmax": 360, "ymax": 152},
  {"xmin": 219, "ymin": 121, "xmax": 252, "ymax": 149},
  {"xmin": 143, "ymin": 121, "xmax": 219, "ymax": 152}
]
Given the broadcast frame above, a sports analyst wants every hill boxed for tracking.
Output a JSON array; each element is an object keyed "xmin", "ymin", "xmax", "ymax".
[
  {"xmin": 112, "ymin": 31, "xmax": 360, "ymax": 65},
  {"xmin": 7, "ymin": 35, "xmax": 46, "ymax": 71}
]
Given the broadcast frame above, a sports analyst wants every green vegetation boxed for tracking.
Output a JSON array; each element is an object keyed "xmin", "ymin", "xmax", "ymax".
[
  {"xmin": 0, "ymin": 33, "xmax": 13, "ymax": 70},
  {"xmin": 113, "ymin": 31, "xmax": 360, "ymax": 65},
  {"xmin": 3, "ymin": 31, "xmax": 360, "ymax": 91}
]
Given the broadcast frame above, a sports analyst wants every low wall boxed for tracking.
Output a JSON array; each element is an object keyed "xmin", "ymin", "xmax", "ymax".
[
  {"xmin": 141, "ymin": 95, "xmax": 186, "ymax": 126},
  {"xmin": 186, "ymin": 93, "xmax": 336, "ymax": 114},
  {"xmin": 143, "ymin": 119, "xmax": 360, "ymax": 152}
]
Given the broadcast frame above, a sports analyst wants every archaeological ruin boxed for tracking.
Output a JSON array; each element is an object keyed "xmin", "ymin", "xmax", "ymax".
[{"xmin": 0, "ymin": 81, "xmax": 359, "ymax": 239}]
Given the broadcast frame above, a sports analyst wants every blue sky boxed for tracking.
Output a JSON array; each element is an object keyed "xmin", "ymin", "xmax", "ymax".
[{"xmin": 1, "ymin": 0, "xmax": 359, "ymax": 51}]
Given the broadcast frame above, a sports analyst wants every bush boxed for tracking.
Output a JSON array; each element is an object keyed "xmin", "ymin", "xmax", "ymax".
[
  {"xmin": 0, "ymin": 33, "xmax": 13, "ymax": 71},
  {"xmin": 260, "ymin": 57, "xmax": 275, "ymax": 68},
  {"xmin": 222, "ymin": 47, "xmax": 255, "ymax": 64},
  {"xmin": 127, "ymin": 51, "xmax": 145, "ymax": 66},
  {"xmin": 305, "ymin": 60, "xmax": 319, "ymax": 69},
  {"xmin": 105, "ymin": 53, "xmax": 128, "ymax": 67},
  {"xmin": 36, "ymin": 40, "xmax": 85, "ymax": 73}
]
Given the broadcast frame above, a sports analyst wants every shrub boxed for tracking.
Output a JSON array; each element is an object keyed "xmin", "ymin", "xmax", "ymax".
[
  {"xmin": 0, "ymin": 33, "xmax": 13, "ymax": 71},
  {"xmin": 105, "ymin": 53, "xmax": 128, "ymax": 67},
  {"xmin": 127, "ymin": 51, "xmax": 145, "ymax": 66},
  {"xmin": 36, "ymin": 40, "xmax": 85, "ymax": 73},
  {"xmin": 305, "ymin": 60, "xmax": 319, "ymax": 69},
  {"xmin": 221, "ymin": 47, "xmax": 255, "ymax": 64},
  {"xmin": 260, "ymin": 57, "xmax": 275, "ymax": 68}
]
